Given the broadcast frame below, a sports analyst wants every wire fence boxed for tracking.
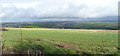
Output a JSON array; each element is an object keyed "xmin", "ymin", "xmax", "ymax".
[{"xmin": 0, "ymin": 18, "xmax": 2, "ymax": 55}]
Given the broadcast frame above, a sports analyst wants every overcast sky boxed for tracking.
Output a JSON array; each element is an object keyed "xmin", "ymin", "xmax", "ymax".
[{"xmin": 0, "ymin": 0, "xmax": 119, "ymax": 22}]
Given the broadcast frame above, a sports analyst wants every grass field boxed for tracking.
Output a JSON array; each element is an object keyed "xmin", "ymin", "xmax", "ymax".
[{"xmin": 1, "ymin": 28, "xmax": 118, "ymax": 54}]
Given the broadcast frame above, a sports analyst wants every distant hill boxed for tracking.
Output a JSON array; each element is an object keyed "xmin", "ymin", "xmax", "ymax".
[{"xmin": 1, "ymin": 16, "xmax": 118, "ymax": 22}]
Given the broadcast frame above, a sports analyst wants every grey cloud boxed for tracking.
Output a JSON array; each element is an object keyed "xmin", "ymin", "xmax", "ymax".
[{"xmin": 0, "ymin": 0, "xmax": 119, "ymax": 22}]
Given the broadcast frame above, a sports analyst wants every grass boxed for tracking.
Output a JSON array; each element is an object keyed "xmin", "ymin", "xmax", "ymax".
[{"xmin": 1, "ymin": 28, "xmax": 118, "ymax": 54}]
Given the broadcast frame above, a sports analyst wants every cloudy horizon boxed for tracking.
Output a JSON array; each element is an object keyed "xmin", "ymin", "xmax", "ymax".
[{"xmin": 0, "ymin": 0, "xmax": 119, "ymax": 22}]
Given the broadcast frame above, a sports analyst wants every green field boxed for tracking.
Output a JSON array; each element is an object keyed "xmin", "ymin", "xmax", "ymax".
[{"xmin": 1, "ymin": 28, "xmax": 118, "ymax": 54}]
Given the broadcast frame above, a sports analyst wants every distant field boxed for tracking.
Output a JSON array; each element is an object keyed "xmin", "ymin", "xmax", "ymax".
[
  {"xmin": 2, "ymin": 22, "xmax": 118, "ymax": 30},
  {"xmin": 1, "ymin": 28, "xmax": 118, "ymax": 54}
]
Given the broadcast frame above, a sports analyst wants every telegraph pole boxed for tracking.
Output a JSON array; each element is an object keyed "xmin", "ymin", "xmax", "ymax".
[{"xmin": 20, "ymin": 22, "xmax": 23, "ymax": 41}]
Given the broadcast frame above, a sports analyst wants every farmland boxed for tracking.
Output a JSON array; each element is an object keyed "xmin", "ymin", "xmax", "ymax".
[
  {"xmin": 1, "ymin": 28, "xmax": 118, "ymax": 54},
  {"xmin": 2, "ymin": 22, "xmax": 118, "ymax": 30}
]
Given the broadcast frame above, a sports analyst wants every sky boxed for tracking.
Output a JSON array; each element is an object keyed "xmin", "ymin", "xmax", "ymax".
[{"xmin": 0, "ymin": 0, "xmax": 119, "ymax": 22}]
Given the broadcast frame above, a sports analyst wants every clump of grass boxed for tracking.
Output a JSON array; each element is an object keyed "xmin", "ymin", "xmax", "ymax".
[
  {"xmin": 2, "ymin": 40, "xmax": 7, "ymax": 54},
  {"xmin": 12, "ymin": 40, "xmax": 44, "ymax": 54}
]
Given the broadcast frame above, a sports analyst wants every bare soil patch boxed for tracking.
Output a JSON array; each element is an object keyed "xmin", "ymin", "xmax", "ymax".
[
  {"xmin": 55, "ymin": 44, "xmax": 73, "ymax": 48},
  {"xmin": 36, "ymin": 39, "xmax": 41, "ymax": 41},
  {"xmin": 0, "ymin": 29, "xmax": 8, "ymax": 31}
]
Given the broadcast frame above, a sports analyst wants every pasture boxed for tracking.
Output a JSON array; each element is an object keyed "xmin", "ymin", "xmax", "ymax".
[{"xmin": 1, "ymin": 28, "xmax": 118, "ymax": 54}]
